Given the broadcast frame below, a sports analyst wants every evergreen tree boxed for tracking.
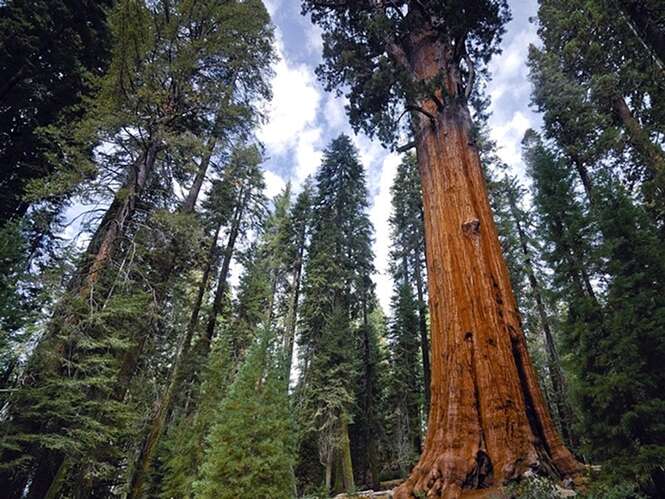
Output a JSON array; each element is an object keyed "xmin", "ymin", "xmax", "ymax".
[
  {"xmin": 385, "ymin": 281, "xmax": 422, "ymax": 475},
  {"xmin": 157, "ymin": 191, "xmax": 291, "ymax": 498},
  {"xmin": 0, "ymin": 1, "xmax": 275, "ymax": 496},
  {"xmin": 194, "ymin": 330, "xmax": 296, "ymax": 499},
  {"xmin": 529, "ymin": 0, "xmax": 665, "ymax": 212},
  {"xmin": 387, "ymin": 154, "xmax": 430, "ymax": 414},
  {"xmin": 158, "ymin": 328, "xmax": 237, "ymax": 499},
  {"xmin": 579, "ymin": 178, "xmax": 665, "ymax": 493},
  {"xmin": 283, "ymin": 180, "xmax": 314, "ymax": 380},
  {"xmin": 127, "ymin": 143, "xmax": 268, "ymax": 498},
  {"xmin": 297, "ymin": 134, "xmax": 374, "ymax": 494},
  {"xmin": 527, "ymin": 127, "xmax": 665, "ymax": 492},
  {"xmin": 493, "ymin": 174, "xmax": 576, "ymax": 448},
  {"xmin": 0, "ymin": 0, "xmax": 113, "ymax": 225}
]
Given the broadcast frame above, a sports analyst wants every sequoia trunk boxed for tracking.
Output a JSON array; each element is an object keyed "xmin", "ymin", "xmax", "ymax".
[{"xmin": 395, "ymin": 40, "xmax": 580, "ymax": 498}]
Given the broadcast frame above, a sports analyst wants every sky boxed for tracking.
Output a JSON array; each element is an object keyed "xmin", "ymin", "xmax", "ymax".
[{"xmin": 257, "ymin": 0, "xmax": 543, "ymax": 312}]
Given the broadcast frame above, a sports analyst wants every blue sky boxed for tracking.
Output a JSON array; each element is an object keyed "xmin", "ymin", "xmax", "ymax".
[{"xmin": 258, "ymin": 0, "xmax": 543, "ymax": 311}]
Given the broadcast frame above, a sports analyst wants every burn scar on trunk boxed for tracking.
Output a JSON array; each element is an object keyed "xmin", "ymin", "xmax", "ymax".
[{"xmin": 462, "ymin": 218, "xmax": 481, "ymax": 238}]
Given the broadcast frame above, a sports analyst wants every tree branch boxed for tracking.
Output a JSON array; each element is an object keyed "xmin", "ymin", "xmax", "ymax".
[
  {"xmin": 430, "ymin": 92, "xmax": 444, "ymax": 111},
  {"xmin": 463, "ymin": 53, "xmax": 476, "ymax": 100},
  {"xmin": 396, "ymin": 141, "xmax": 416, "ymax": 153},
  {"xmin": 406, "ymin": 105, "xmax": 436, "ymax": 127}
]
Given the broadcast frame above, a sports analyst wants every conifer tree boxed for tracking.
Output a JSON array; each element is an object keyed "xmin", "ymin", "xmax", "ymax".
[
  {"xmin": 522, "ymin": 130, "xmax": 605, "ymax": 358},
  {"xmin": 297, "ymin": 134, "xmax": 374, "ymax": 494},
  {"xmin": 525, "ymin": 128, "xmax": 665, "ymax": 493},
  {"xmin": 283, "ymin": 180, "xmax": 314, "ymax": 380},
  {"xmin": 495, "ymin": 174, "xmax": 576, "ymax": 448},
  {"xmin": 617, "ymin": 0, "xmax": 665, "ymax": 68},
  {"xmin": 0, "ymin": 0, "xmax": 113, "ymax": 224},
  {"xmin": 385, "ymin": 281, "xmax": 422, "ymax": 475},
  {"xmin": 302, "ymin": 2, "xmax": 581, "ymax": 495},
  {"xmin": 388, "ymin": 154, "xmax": 430, "ymax": 414},
  {"xmin": 0, "ymin": 1, "xmax": 275, "ymax": 496},
  {"xmin": 127, "ymin": 143, "xmax": 268, "ymax": 498},
  {"xmin": 194, "ymin": 330, "xmax": 296, "ymax": 499},
  {"xmin": 585, "ymin": 179, "xmax": 665, "ymax": 493},
  {"xmin": 529, "ymin": 0, "xmax": 665, "ymax": 211}
]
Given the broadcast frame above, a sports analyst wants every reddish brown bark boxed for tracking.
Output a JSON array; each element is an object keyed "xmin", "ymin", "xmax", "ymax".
[
  {"xmin": 394, "ymin": 37, "xmax": 581, "ymax": 499},
  {"xmin": 71, "ymin": 141, "xmax": 159, "ymax": 297}
]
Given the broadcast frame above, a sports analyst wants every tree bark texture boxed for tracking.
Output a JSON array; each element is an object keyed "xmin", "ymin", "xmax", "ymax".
[
  {"xmin": 394, "ymin": 38, "xmax": 581, "ymax": 498},
  {"xmin": 73, "ymin": 141, "xmax": 160, "ymax": 296}
]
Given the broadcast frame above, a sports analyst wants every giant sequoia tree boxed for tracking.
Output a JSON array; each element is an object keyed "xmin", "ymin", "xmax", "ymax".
[{"xmin": 302, "ymin": 2, "xmax": 581, "ymax": 496}]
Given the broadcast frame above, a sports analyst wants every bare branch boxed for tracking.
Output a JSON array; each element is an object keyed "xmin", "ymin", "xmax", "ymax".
[
  {"xmin": 430, "ymin": 92, "xmax": 444, "ymax": 111},
  {"xmin": 396, "ymin": 141, "xmax": 416, "ymax": 153},
  {"xmin": 406, "ymin": 105, "xmax": 436, "ymax": 127},
  {"xmin": 463, "ymin": 53, "xmax": 476, "ymax": 100}
]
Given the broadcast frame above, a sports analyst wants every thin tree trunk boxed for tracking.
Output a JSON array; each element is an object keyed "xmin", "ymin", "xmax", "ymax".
[
  {"xmin": 612, "ymin": 94, "xmax": 665, "ymax": 201},
  {"xmin": 360, "ymin": 294, "xmax": 380, "ymax": 490},
  {"xmin": 126, "ymin": 219, "xmax": 223, "ymax": 499},
  {"xmin": 338, "ymin": 417, "xmax": 355, "ymax": 493},
  {"xmin": 182, "ymin": 136, "xmax": 216, "ymax": 212},
  {"xmin": 618, "ymin": 0, "xmax": 665, "ymax": 70},
  {"xmin": 325, "ymin": 449, "xmax": 334, "ymax": 493},
  {"xmin": 413, "ymin": 248, "xmax": 431, "ymax": 419},
  {"xmin": 570, "ymin": 156, "xmax": 594, "ymax": 203},
  {"xmin": 509, "ymin": 195, "xmax": 576, "ymax": 448},
  {"xmin": 203, "ymin": 190, "xmax": 245, "ymax": 348},
  {"xmin": 284, "ymin": 244, "xmax": 304, "ymax": 381},
  {"xmin": 113, "ymin": 132, "xmax": 217, "ymax": 404},
  {"xmin": 395, "ymin": 40, "xmax": 581, "ymax": 498}
]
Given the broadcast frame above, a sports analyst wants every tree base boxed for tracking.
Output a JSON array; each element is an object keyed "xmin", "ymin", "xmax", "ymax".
[{"xmin": 393, "ymin": 457, "xmax": 584, "ymax": 499}]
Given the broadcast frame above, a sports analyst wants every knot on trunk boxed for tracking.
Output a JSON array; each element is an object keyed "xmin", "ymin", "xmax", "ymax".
[{"xmin": 462, "ymin": 218, "xmax": 481, "ymax": 238}]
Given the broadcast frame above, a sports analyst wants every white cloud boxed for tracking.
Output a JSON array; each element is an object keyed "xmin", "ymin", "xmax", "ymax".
[
  {"xmin": 257, "ymin": 43, "xmax": 322, "ymax": 156},
  {"xmin": 294, "ymin": 127, "xmax": 324, "ymax": 187},
  {"xmin": 370, "ymin": 152, "xmax": 400, "ymax": 313},
  {"xmin": 352, "ymin": 134, "xmax": 384, "ymax": 172},
  {"xmin": 263, "ymin": 0, "xmax": 281, "ymax": 17},
  {"xmin": 263, "ymin": 169, "xmax": 287, "ymax": 199},
  {"xmin": 487, "ymin": 10, "xmax": 541, "ymax": 181},
  {"xmin": 324, "ymin": 94, "xmax": 348, "ymax": 131},
  {"xmin": 490, "ymin": 111, "xmax": 532, "ymax": 172},
  {"xmin": 304, "ymin": 20, "xmax": 324, "ymax": 56}
]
